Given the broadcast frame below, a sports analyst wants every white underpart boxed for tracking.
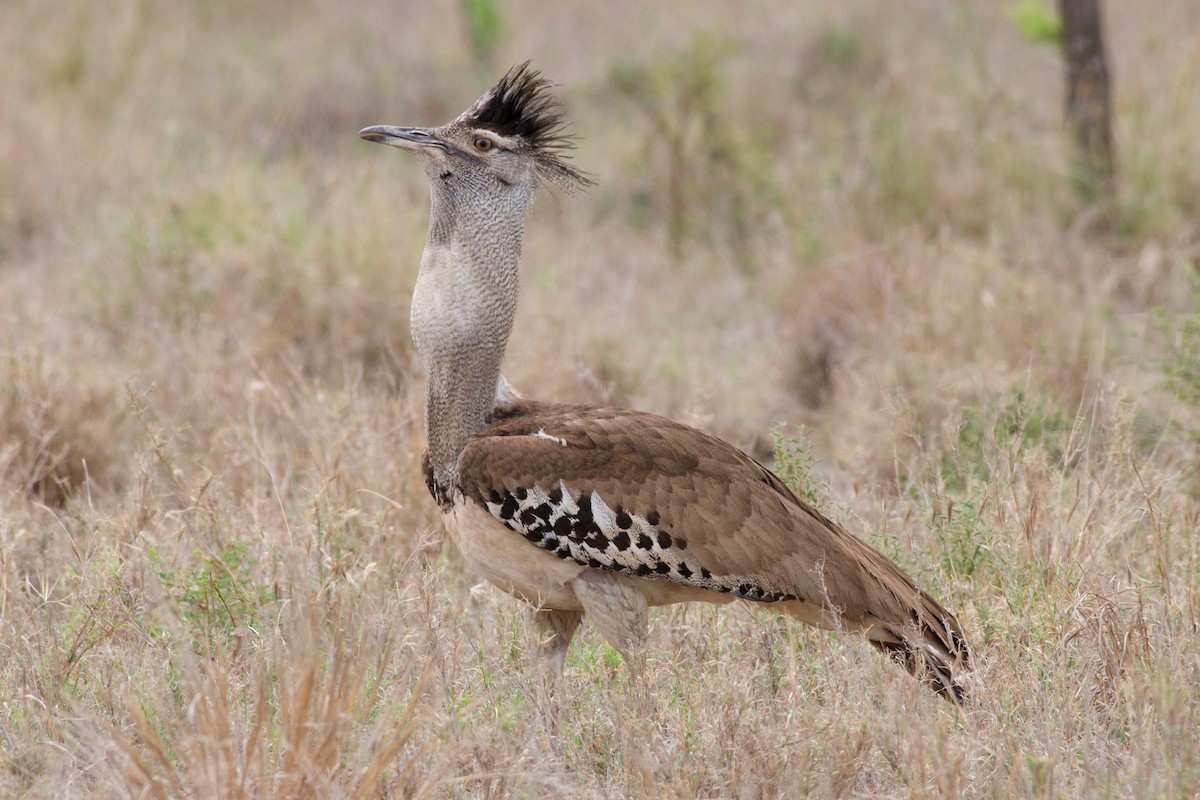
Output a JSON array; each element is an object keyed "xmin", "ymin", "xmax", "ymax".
[{"xmin": 447, "ymin": 502, "xmax": 583, "ymax": 608}]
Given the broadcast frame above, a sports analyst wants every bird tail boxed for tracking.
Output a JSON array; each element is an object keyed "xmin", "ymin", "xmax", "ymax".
[
  {"xmin": 782, "ymin": 587, "xmax": 971, "ymax": 702},
  {"xmin": 864, "ymin": 590, "xmax": 972, "ymax": 703}
]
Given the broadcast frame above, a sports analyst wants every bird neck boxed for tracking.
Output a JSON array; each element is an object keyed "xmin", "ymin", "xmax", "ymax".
[{"xmin": 411, "ymin": 186, "xmax": 530, "ymax": 502}]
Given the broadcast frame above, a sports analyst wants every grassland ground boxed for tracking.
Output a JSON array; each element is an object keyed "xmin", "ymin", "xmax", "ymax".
[{"xmin": 1, "ymin": 1, "xmax": 1198, "ymax": 797}]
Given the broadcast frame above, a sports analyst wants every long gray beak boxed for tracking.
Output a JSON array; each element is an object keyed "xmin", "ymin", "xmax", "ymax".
[{"xmin": 358, "ymin": 125, "xmax": 449, "ymax": 152}]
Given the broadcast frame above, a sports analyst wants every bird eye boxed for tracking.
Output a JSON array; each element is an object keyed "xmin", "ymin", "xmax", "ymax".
[{"xmin": 473, "ymin": 136, "xmax": 494, "ymax": 152}]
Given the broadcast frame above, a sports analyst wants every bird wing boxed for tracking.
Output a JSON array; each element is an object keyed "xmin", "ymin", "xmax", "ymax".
[{"xmin": 455, "ymin": 400, "xmax": 960, "ymax": 633}]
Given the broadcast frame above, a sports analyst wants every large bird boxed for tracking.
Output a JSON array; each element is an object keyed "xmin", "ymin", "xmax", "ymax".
[{"xmin": 360, "ymin": 63, "xmax": 971, "ymax": 701}]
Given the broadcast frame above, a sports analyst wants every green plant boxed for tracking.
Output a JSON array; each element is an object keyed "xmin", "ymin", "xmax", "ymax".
[
  {"xmin": 769, "ymin": 422, "xmax": 824, "ymax": 506},
  {"xmin": 869, "ymin": 110, "xmax": 934, "ymax": 232},
  {"xmin": 568, "ymin": 639, "xmax": 624, "ymax": 672},
  {"xmin": 611, "ymin": 35, "xmax": 781, "ymax": 271},
  {"xmin": 153, "ymin": 541, "xmax": 278, "ymax": 644},
  {"xmin": 930, "ymin": 497, "xmax": 998, "ymax": 580},
  {"xmin": 1160, "ymin": 270, "xmax": 1200, "ymax": 409},
  {"xmin": 1006, "ymin": 1, "xmax": 1063, "ymax": 46},
  {"xmin": 460, "ymin": 0, "xmax": 504, "ymax": 67},
  {"xmin": 944, "ymin": 392, "xmax": 1074, "ymax": 493},
  {"xmin": 50, "ymin": 551, "xmax": 137, "ymax": 694},
  {"xmin": 823, "ymin": 28, "xmax": 860, "ymax": 71}
]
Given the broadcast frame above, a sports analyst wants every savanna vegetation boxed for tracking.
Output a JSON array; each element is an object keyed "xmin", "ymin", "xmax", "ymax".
[{"xmin": 1, "ymin": 1, "xmax": 1198, "ymax": 796}]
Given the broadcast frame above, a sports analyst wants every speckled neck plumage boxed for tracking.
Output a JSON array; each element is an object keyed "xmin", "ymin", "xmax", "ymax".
[{"xmin": 412, "ymin": 177, "xmax": 532, "ymax": 501}]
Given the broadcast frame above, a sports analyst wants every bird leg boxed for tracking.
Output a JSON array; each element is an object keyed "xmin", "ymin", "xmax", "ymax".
[
  {"xmin": 525, "ymin": 606, "xmax": 582, "ymax": 737},
  {"xmin": 525, "ymin": 606, "xmax": 582, "ymax": 679},
  {"xmin": 571, "ymin": 570, "xmax": 649, "ymax": 679}
]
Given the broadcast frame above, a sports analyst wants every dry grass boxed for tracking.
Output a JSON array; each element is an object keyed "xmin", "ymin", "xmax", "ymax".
[{"xmin": 2, "ymin": 1, "xmax": 1199, "ymax": 796}]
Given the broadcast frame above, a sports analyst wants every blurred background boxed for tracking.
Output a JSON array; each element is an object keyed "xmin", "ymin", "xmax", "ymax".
[{"xmin": 1, "ymin": 1, "xmax": 1198, "ymax": 796}]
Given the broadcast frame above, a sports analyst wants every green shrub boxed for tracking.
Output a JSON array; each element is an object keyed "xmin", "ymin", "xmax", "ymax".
[
  {"xmin": 1160, "ymin": 270, "xmax": 1200, "ymax": 409},
  {"xmin": 769, "ymin": 422, "xmax": 824, "ymax": 506},
  {"xmin": 1005, "ymin": 1, "xmax": 1063, "ymax": 46},
  {"xmin": 152, "ymin": 541, "xmax": 278, "ymax": 645}
]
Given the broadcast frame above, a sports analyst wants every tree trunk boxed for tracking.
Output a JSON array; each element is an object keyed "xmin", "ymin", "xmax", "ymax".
[{"xmin": 1059, "ymin": 0, "xmax": 1115, "ymax": 198}]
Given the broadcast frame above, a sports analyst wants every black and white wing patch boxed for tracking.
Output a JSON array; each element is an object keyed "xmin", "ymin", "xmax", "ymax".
[{"xmin": 482, "ymin": 482, "xmax": 797, "ymax": 603}]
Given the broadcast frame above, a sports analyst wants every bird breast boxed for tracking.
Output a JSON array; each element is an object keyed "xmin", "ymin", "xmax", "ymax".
[{"xmin": 447, "ymin": 499, "xmax": 586, "ymax": 609}]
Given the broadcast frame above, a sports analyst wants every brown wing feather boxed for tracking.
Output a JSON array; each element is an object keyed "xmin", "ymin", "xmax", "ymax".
[
  {"xmin": 455, "ymin": 400, "xmax": 970, "ymax": 697},
  {"xmin": 464, "ymin": 403, "xmax": 917, "ymax": 607}
]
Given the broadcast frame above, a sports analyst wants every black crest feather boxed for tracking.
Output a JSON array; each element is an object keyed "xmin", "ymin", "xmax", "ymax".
[
  {"xmin": 464, "ymin": 62, "xmax": 565, "ymax": 148},
  {"xmin": 459, "ymin": 62, "xmax": 593, "ymax": 190}
]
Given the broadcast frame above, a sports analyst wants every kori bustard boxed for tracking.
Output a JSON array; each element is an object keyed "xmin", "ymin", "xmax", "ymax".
[{"xmin": 361, "ymin": 63, "xmax": 971, "ymax": 701}]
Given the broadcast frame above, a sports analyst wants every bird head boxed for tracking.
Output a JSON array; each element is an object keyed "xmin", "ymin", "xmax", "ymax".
[{"xmin": 360, "ymin": 62, "xmax": 593, "ymax": 199}]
